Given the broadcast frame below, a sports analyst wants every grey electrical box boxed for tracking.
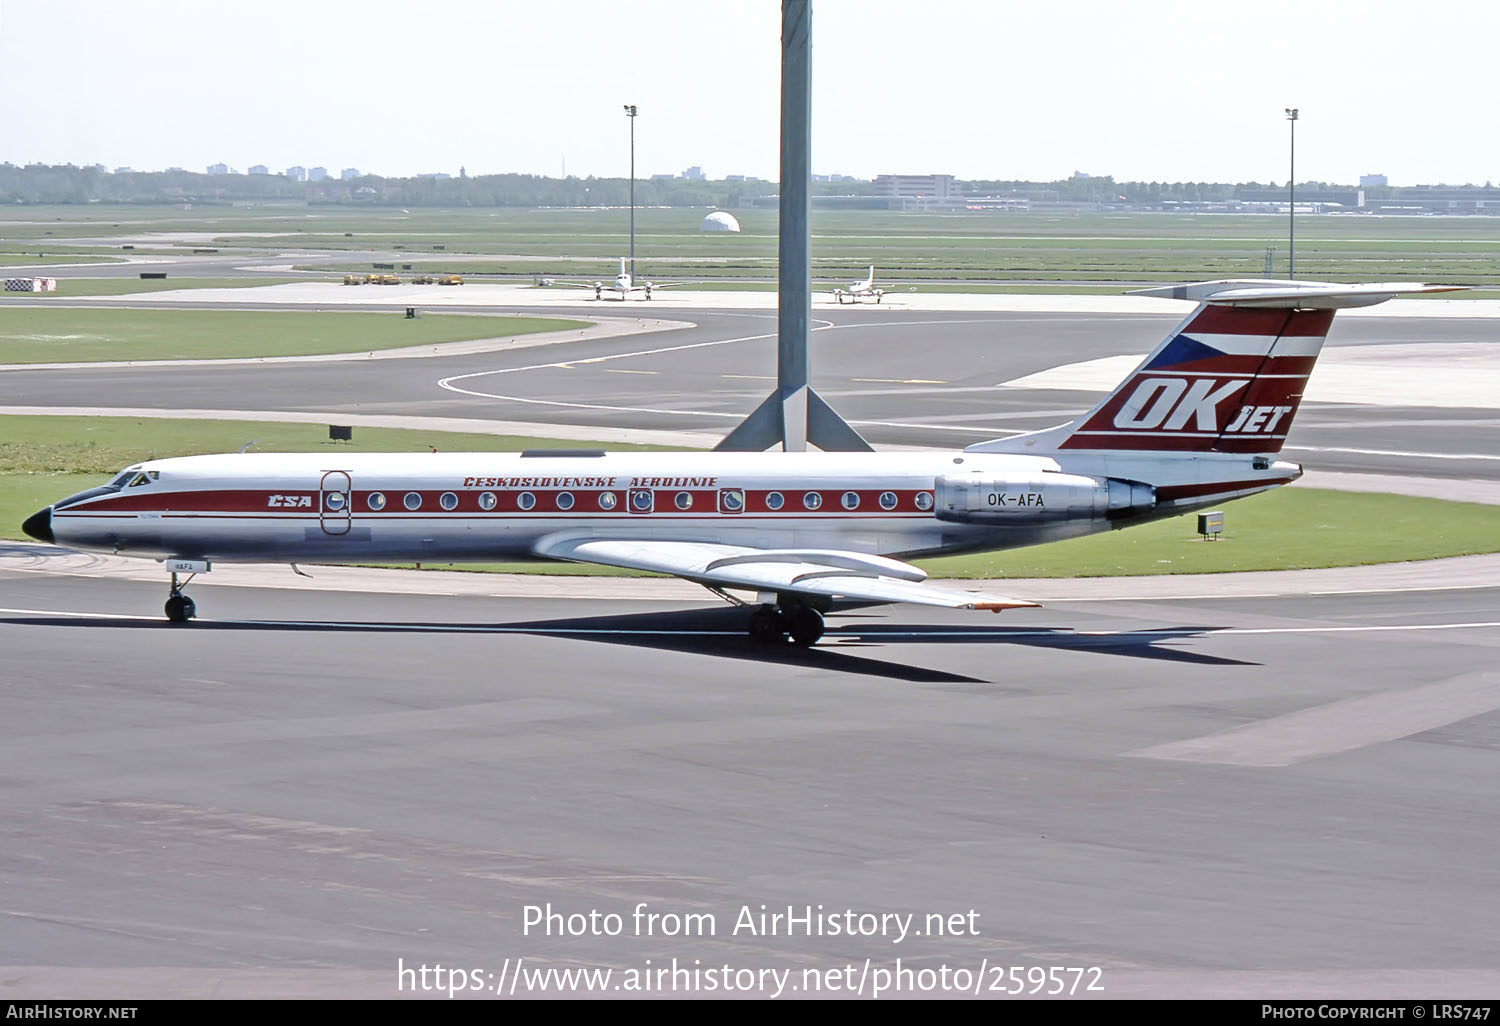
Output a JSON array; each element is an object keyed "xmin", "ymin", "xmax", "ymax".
[{"xmin": 1198, "ymin": 511, "xmax": 1224, "ymax": 540}]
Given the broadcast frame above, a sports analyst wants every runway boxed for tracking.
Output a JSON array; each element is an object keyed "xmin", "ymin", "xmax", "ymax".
[
  {"xmin": 2, "ymin": 571, "xmax": 1499, "ymax": 997},
  {"xmin": 2, "ymin": 296, "xmax": 1497, "ymax": 476},
  {"xmin": 3, "ymin": 283, "xmax": 1499, "ymax": 998}
]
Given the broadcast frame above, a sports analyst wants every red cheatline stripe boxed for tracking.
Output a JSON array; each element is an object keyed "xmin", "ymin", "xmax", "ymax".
[{"xmin": 62, "ymin": 488, "xmax": 939, "ymax": 516}]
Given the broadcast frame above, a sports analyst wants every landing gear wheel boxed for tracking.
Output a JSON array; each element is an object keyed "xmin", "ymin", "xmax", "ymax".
[
  {"xmin": 165, "ymin": 593, "xmax": 196, "ymax": 623},
  {"xmin": 748, "ymin": 606, "xmax": 785, "ymax": 644},
  {"xmin": 786, "ymin": 606, "xmax": 824, "ymax": 647}
]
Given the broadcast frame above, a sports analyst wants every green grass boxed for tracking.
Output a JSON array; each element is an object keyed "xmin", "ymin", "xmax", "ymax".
[
  {"xmin": 916, "ymin": 488, "xmax": 1500, "ymax": 578},
  {"xmin": 0, "ymin": 308, "xmax": 589, "ymax": 363},
  {"xmin": 9, "ymin": 276, "xmax": 320, "ymax": 297},
  {"xmin": 8, "ymin": 205, "xmax": 1500, "ymax": 289},
  {"xmin": 0, "ymin": 253, "xmax": 118, "ymax": 267}
]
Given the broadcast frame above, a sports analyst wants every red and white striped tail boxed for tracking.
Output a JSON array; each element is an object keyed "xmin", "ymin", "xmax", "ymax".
[{"xmin": 1024, "ymin": 280, "xmax": 1462, "ymax": 455}]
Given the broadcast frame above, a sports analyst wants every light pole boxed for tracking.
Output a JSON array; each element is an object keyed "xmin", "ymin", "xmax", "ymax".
[
  {"xmin": 1285, "ymin": 107, "xmax": 1298, "ymax": 279},
  {"xmin": 623, "ymin": 104, "xmax": 637, "ymax": 278}
]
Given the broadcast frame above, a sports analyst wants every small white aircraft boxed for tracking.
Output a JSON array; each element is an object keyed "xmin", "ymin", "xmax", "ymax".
[
  {"xmin": 549, "ymin": 258, "xmax": 684, "ymax": 300},
  {"xmin": 22, "ymin": 279, "xmax": 1460, "ymax": 645},
  {"xmin": 832, "ymin": 266, "xmax": 907, "ymax": 303}
]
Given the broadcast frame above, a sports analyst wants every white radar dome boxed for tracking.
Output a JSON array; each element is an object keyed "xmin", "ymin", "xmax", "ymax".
[{"xmin": 699, "ymin": 211, "xmax": 741, "ymax": 233}]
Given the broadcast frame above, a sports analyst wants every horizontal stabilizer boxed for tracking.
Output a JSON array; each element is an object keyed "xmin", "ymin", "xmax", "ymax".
[
  {"xmin": 533, "ymin": 535, "xmax": 1037, "ymax": 611},
  {"xmin": 1129, "ymin": 279, "xmax": 1466, "ymax": 309}
]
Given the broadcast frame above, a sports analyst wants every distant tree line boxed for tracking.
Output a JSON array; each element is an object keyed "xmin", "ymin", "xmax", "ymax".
[
  {"xmin": 0, "ymin": 162, "xmax": 1447, "ymax": 208},
  {"xmin": 0, "ymin": 164, "xmax": 800, "ymax": 207}
]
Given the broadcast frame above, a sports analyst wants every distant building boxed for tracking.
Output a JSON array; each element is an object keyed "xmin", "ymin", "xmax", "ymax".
[
  {"xmin": 340, "ymin": 167, "xmax": 360, "ymax": 181},
  {"xmin": 417, "ymin": 172, "xmax": 450, "ymax": 180},
  {"xmin": 285, "ymin": 166, "xmax": 306, "ymax": 182},
  {"xmin": 681, "ymin": 165, "xmax": 705, "ymax": 180},
  {"xmin": 206, "ymin": 162, "xmax": 230, "ymax": 176},
  {"xmin": 308, "ymin": 167, "xmax": 328, "ymax": 182},
  {"xmin": 113, "ymin": 166, "xmax": 132, "ymax": 174},
  {"xmin": 873, "ymin": 173, "xmax": 960, "ymax": 209},
  {"xmin": 90, "ymin": 163, "xmax": 107, "ymax": 173},
  {"xmin": 813, "ymin": 173, "xmax": 858, "ymax": 183},
  {"xmin": 1071, "ymin": 170, "xmax": 1091, "ymax": 180},
  {"xmin": 1360, "ymin": 173, "xmax": 1388, "ymax": 188},
  {"xmin": 249, "ymin": 164, "xmax": 269, "ymax": 175}
]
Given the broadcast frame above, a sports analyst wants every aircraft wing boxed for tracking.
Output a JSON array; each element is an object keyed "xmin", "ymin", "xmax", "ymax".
[
  {"xmin": 532, "ymin": 536, "xmax": 1038, "ymax": 611},
  {"xmin": 546, "ymin": 280, "xmax": 603, "ymax": 290}
]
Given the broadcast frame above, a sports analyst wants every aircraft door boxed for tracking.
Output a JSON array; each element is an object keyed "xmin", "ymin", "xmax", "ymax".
[{"xmin": 320, "ymin": 470, "xmax": 352, "ymax": 536}]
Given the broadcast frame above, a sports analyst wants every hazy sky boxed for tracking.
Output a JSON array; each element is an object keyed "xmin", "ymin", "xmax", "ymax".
[{"xmin": 3, "ymin": 0, "xmax": 1496, "ymax": 185}]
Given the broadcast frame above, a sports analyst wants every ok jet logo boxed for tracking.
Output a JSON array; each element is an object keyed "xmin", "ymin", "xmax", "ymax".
[
  {"xmin": 267, "ymin": 494, "xmax": 313, "ymax": 508},
  {"xmin": 1112, "ymin": 377, "xmax": 1249, "ymax": 432}
]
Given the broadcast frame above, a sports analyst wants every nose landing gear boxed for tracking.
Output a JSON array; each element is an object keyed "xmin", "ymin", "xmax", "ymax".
[
  {"xmin": 747, "ymin": 603, "xmax": 824, "ymax": 647},
  {"xmin": 164, "ymin": 567, "xmax": 200, "ymax": 623}
]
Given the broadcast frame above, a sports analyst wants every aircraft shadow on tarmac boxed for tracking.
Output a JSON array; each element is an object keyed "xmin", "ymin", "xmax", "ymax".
[{"xmin": 0, "ymin": 605, "xmax": 1255, "ymax": 683}]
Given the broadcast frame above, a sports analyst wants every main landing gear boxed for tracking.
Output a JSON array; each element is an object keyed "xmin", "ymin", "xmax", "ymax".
[
  {"xmin": 747, "ymin": 603, "xmax": 824, "ymax": 647},
  {"xmin": 165, "ymin": 570, "xmax": 197, "ymax": 623}
]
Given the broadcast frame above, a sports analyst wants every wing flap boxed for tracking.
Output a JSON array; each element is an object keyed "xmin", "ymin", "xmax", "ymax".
[{"xmin": 532, "ymin": 536, "xmax": 1037, "ymax": 611}]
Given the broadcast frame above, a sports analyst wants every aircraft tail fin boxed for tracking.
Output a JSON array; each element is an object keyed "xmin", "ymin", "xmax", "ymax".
[{"xmin": 968, "ymin": 280, "xmax": 1464, "ymax": 456}]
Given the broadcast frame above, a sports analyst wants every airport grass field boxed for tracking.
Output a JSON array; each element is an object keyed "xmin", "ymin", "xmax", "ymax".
[
  {"xmin": 4, "ymin": 414, "xmax": 1497, "ymax": 578},
  {"xmin": 0, "ymin": 309, "xmax": 588, "ymax": 363},
  {"xmin": 6, "ymin": 204, "xmax": 1500, "ymax": 291},
  {"xmin": 11, "ymin": 276, "xmax": 315, "ymax": 297}
]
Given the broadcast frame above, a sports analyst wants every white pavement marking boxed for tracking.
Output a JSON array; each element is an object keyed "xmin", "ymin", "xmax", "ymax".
[
  {"xmin": 0, "ymin": 407, "xmax": 726, "ymax": 449},
  {"xmin": 1129, "ymin": 671, "xmax": 1500, "ymax": 767},
  {"xmin": 435, "ymin": 317, "xmax": 1066, "ymax": 429},
  {"xmin": 79, "ymin": 281, "xmax": 1500, "ymax": 318},
  {"xmin": 0, "ymin": 315, "xmax": 690, "ymax": 371},
  {"xmin": 999, "ymin": 343, "xmax": 1500, "ymax": 410},
  {"xmin": 1289, "ymin": 444, "xmax": 1500, "ymax": 462}
]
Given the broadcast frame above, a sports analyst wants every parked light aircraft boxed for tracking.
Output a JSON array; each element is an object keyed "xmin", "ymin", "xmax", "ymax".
[
  {"xmin": 549, "ymin": 258, "xmax": 684, "ymax": 300},
  {"xmin": 21, "ymin": 279, "xmax": 1458, "ymax": 644},
  {"xmin": 831, "ymin": 266, "xmax": 909, "ymax": 303}
]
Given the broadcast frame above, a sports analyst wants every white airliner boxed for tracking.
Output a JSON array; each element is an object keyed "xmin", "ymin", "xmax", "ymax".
[
  {"xmin": 831, "ymin": 266, "xmax": 906, "ymax": 303},
  {"xmin": 550, "ymin": 258, "xmax": 685, "ymax": 300},
  {"xmin": 21, "ymin": 279, "xmax": 1458, "ymax": 644}
]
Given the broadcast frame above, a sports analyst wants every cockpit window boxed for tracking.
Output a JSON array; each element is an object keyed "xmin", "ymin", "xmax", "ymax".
[
  {"xmin": 109, "ymin": 470, "xmax": 136, "ymax": 488},
  {"xmin": 126, "ymin": 472, "xmax": 153, "ymax": 487}
]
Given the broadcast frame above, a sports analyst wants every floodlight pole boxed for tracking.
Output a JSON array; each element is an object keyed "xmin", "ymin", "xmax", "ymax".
[
  {"xmin": 713, "ymin": 0, "xmax": 870, "ymax": 453},
  {"xmin": 1285, "ymin": 107, "xmax": 1298, "ymax": 279},
  {"xmin": 624, "ymin": 104, "xmax": 637, "ymax": 277}
]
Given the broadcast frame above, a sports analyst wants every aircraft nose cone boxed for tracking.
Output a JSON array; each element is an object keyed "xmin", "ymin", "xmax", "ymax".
[{"xmin": 22, "ymin": 506, "xmax": 54, "ymax": 544}]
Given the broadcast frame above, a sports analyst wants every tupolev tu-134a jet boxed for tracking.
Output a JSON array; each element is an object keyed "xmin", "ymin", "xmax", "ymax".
[{"xmin": 21, "ymin": 279, "xmax": 1460, "ymax": 645}]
